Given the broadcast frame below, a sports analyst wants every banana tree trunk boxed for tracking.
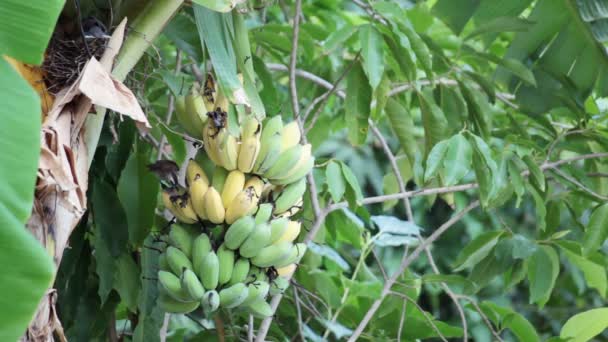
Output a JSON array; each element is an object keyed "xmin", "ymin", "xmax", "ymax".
[{"xmin": 23, "ymin": 1, "xmax": 183, "ymax": 340}]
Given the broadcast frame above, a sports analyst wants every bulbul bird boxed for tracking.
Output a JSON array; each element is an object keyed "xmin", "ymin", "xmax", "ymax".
[{"xmin": 148, "ymin": 160, "xmax": 180, "ymax": 189}]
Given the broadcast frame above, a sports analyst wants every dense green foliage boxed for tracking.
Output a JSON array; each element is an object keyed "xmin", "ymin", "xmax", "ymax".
[{"xmin": 4, "ymin": 0, "xmax": 608, "ymax": 341}]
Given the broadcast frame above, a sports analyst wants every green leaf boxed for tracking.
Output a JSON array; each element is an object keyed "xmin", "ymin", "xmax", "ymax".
[
  {"xmin": 92, "ymin": 180, "xmax": 130, "ymax": 257},
  {"xmin": 0, "ymin": 57, "xmax": 54, "ymax": 342},
  {"xmin": 359, "ymin": 24, "xmax": 385, "ymax": 90},
  {"xmin": 443, "ymin": 133, "xmax": 473, "ymax": 186},
  {"xmin": 252, "ymin": 56, "xmax": 280, "ymax": 115},
  {"xmin": 560, "ymin": 308, "xmax": 608, "ymax": 342},
  {"xmin": 422, "ymin": 274, "xmax": 476, "ymax": 293},
  {"xmin": 323, "ymin": 24, "xmax": 357, "ymax": 55},
  {"xmin": 527, "ymin": 183, "xmax": 547, "ymax": 232},
  {"xmin": 345, "ymin": 62, "xmax": 372, "ymax": 145},
  {"xmin": 164, "ymin": 13, "xmax": 203, "ymax": 60},
  {"xmin": 399, "ymin": 22, "xmax": 433, "ymax": 79},
  {"xmin": 371, "ymin": 215, "xmax": 422, "ymax": 247},
  {"xmin": 522, "ymin": 155, "xmax": 546, "ymax": 192},
  {"xmin": 308, "ymin": 242, "xmax": 350, "ymax": 271},
  {"xmin": 0, "ymin": 0, "xmax": 63, "ymax": 64},
  {"xmin": 454, "ymin": 231, "xmax": 504, "ymax": 271},
  {"xmin": 582, "ymin": 202, "xmax": 608, "ymax": 256},
  {"xmin": 527, "ymin": 245, "xmax": 559, "ymax": 307},
  {"xmin": 459, "ymin": 80, "xmax": 490, "ymax": 140},
  {"xmin": 463, "ymin": 70, "xmax": 496, "ymax": 103},
  {"xmin": 418, "ymin": 90, "xmax": 449, "ymax": 156},
  {"xmin": 326, "ymin": 161, "xmax": 346, "ymax": 203},
  {"xmin": 479, "ymin": 302, "xmax": 540, "ymax": 342},
  {"xmin": 114, "ymin": 254, "xmax": 141, "ymax": 312},
  {"xmin": 94, "ymin": 234, "xmax": 115, "ymax": 305},
  {"xmin": 465, "ymin": 16, "xmax": 534, "ymax": 40},
  {"xmin": 433, "ymin": 0, "xmax": 481, "ymax": 35},
  {"xmin": 424, "ymin": 139, "xmax": 450, "ymax": 182},
  {"xmin": 341, "ymin": 162, "xmax": 364, "ymax": 205},
  {"xmin": 192, "ymin": 0, "xmax": 243, "ymax": 13},
  {"xmin": 385, "ymin": 98, "xmax": 417, "ymax": 164},
  {"xmin": 133, "ymin": 236, "xmax": 165, "ymax": 342},
  {"xmin": 118, "ymin": 144, "xmax": 160, "ymax": 247},
  {"xmin": 560, "ymin": 246, "xmax": 607, "ymax": 298},
  {"xmin": 194, "ymin": 5, "xmax": 246, "ymax": 104},
  {"xmin": 508, "ymin": 160, "xmax": 525, "ymax": 207}
]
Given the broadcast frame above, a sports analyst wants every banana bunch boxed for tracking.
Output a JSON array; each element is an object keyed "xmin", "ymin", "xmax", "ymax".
[
  {"xmin": 157, "ymin": 217, "xmax": 304, "ymax": 316},
  {"xmin": 174, "ymin": 75, "xmax": 217, "ymax": 140}
]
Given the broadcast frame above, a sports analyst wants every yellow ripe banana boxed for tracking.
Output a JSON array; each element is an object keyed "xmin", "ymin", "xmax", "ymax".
[
  {"xmin": 168, "ymin": 225, "xmax": 196, "ymax": 258},
  {"xmin": 158, "ymin": 270, "xmax": 192, "ymax": 302},
  {"xmin": 211, "ymin": 167, "xmax": 228, "ymax": 193},
  {"xmin": 247, "ymin": 298, "xmax": 273, "ymax": 318},
  {"xmin": 250, "ymin": 241, "xmax": 293, "ymax": 268},
  {"xmin": 269, "ymin": 218, "xmax": 289, "ymax": 244},
  {"xmin": 264, "ymin": 144, "xmax": 304, "ymax": 180},
  {"xmin": 221, "ymin": 170, "xmax": 245, "ymax": 208},
  {"xmin": 203, "ymin": 187, "xmax": 225, "ymax": 224},
  {"xmin": 201, "ymin": 290, "xmax": 220, "ymax": 315},
  {"xmin": 225, "ymin": 187, "xmax": 258, "ymax": 224},
  {"xmin": 275, "ymin": 221, "xmax": 302, "ymax": 244},
  {"xmin": 269, "ymin": 276, "xmax": 290, "ymax": 295},
  {"xmin": 158, "ymin": 292, "xmax": 200, "ymax": 313},
  {"xmin": 242, "ymin": 281, "xmax": 270, "ymax": 306},
  {"xmin": 244, "ymin": 176, "xmax": 265, "ymax": 198},
  {"xmin": 217, "ymin": 243, "xmax": 235, "ymax": 285},
  {"xmin": 217, "ymin": 133, "xmax": 239, "ymax": 171},
  {"xmin": 237, "ymin": 136, "xmax": 261, "ymax": 173},
  {"xmin": 253, "ymin": 116, "xmax": 283, "ymax": 174},
  {"xmin": 202, "ymin": 121, "xmax": 223, "ymax": 165},
  {"xmin": 203, "ymin": 73, "xmax": 217, "ymax": 112},
  {"xmin": 274, "ymin": 243, "xmax": 307, "ymax": 268},
  {"xmin": 224, "ymin": 216, "xmax": 256, "ymax": 250},
  {"xmin": 271, "ymin": 144, "xmax": 313, "ymax": 183},
  {"xmin": 166, "ymin": 246, "xmax": 193, "ymax": 275},
  {"xmin": 174, "ymin": 194, "xmax": 199, "ymax": 224},
  {"xmin": 276, "ymin": 264, "xmax": 297, "ymax": 277},
  {"xmin": 214, "ymin": 87, "xmax": 230, "ymax": 113},
  {"xmin": 239, "ymin": 223, "xmax": 271, "ymax": 258},
  {"xmin": 280, "ymin": 121, "xmax": 301, "ymax": 152},
  {"xmin": 186, "ymin": 159, "xmax": 210, "ymax": 187},
  {"xmin": 219, "ymin": 283, "xmax": 249, "ymax": 309},
  {"xmin": 181, "ymin": 268, "xmax": 206, "ymax": 300},
  {"xmin": 161, "ymin": 190, "xmax": 196, "ymax": 224},
  {"xmin": 240, "ymin": 116, "xmax": 262, "ymax": 140},
  {"xmin": 190, "ymin": 178, "xmax": 208, "ymax": 220},
  {"xmin": 175, "ymin": 95, "xmax": 204, "ymax": 139},
  {"xmin": 192, "ymin": 234, "xmax": 212, "ymax": 280},
  {"xmin": 185, "ymin": 85, "xmax": 208, "ymax": 129},
  {"xmin": 200, "ymin": 251, "xmax": 220, "ymax": 290}
]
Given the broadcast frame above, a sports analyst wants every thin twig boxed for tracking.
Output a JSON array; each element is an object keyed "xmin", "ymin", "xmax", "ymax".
[
  {"xmin": 248, "ymin": 315, "xmax": 254, "ymax": 342},
  {"xmin": 289, "ymin": 0, "xmax": 303, "ymax": 119},
  {"xmin": 397, "ymin": 300, "xmax": 407, "ymax": 342},
  {"xmin": 456, "ymin": 295, "xmax": 504, "ymax": 342},
  {"xmin": 157, "ymin": 49, "xmax": 182, "ymax": 160},
  {"xmin": 389, "ymin": 291, "xmax": 449, "ymax": 342},
  {"xmin": 293, "ymin": 287, "xmax": 305, "ymax": 342},
  {"xmin": 347, "ymin": 201, "xmax": 481, "ymax": 342},
  {"xmin": 550, "ymin": 166, "xmax": 608, "ymax": 201}
]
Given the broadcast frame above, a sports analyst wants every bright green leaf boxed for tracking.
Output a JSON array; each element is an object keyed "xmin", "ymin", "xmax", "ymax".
[
  {"xmin": 454, "ymin": 230, "xmax": 504, "ymax": 271},
  {"xmin": 345, "ymin": 62, "xmax": 372, "ymax": 145},
  {"xmin": 359, "ymin": 24, "xmax": 385, "ymax": 90},
  {"xmin": 443, "ymin": 133, "xmax": 473, "ymax": 186},
  {"xmin": 326, "ymin": 161, "xmax": 346, "ymax": 203},
  {"xmin": 582, "ymin": 202, "xmax": 608, "ymax": 256},
  {"xmin": 560, "ymin": 308, "xmax": 608, "ymax": 342},
  {"xmin": 527, "ymin": 245, "xmax": 559, "ymax": 307},
  {"xmin": 424, "ymin": 139, "xmax": 450, "ymax": 182}
]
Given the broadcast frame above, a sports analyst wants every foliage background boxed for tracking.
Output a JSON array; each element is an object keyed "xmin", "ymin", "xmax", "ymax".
[{"xmin": 4, "ymin": 0, "xmax": 608, "ymax": 341}]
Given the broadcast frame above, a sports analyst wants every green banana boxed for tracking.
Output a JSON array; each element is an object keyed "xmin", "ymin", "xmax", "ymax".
[
  {"xmin": 264, "ymin": 144, "xmax": 304, "ymax": 180},
  {"xmin": 268, "ymin": 217, "xmax": 289, "ymax": 244},
  {"xmin": 275, "ymin": 220, "xmax": 301, "ymax": 243},
  {"xmin": 279, "ymin": 121, "xmax": 302, "ymax": 152},
  {"xmin": 192, "ymin": 233, "xmax": 212, "ymax": 280},
  {"xmin": 159, "ymin": 253, "xmax": 169, "ymax": 271},
  {"xmin": 274, "ymin": 243, "xmax": 307, "ymax": 268},
  {"xmin": 272, "ymin": 157, "xmax": 314, "ymax": 186},
  {"xmin": 247, "ymin": 298, "xmax": 273, "ymax": 318},
  {"xmin": 229, "ymin": 258, "xmax": 251, "ymax": 285},
  {"xmin": 270, "ymin": 144, "xmax": 311, "ymax": 181},
  {"xmin": 217, "ymin": 243, "xmax": 235, "ymax": 285},
  {"xmin": 175, "ymin": 95, "xmax": 204, "ymax": 139},
  {"xmin": 246, "ymin": 267, "xmax": 268, "ymax": 283},
  {"xmin": 219, "ymin": 283, "xmax": 249, "ymax": 309},
  {"xmin": 253, "ymin": 116, "xmax": 283, "ymax": 174},
  {"xmin": 250, "ymin": 242, "xmax": 293, "ymax": 268},
  {"xmin": 158, "ymin": 270, "xmax": 192, "ymax": 302},
  {"xmin": 211, "ymin": 166, "xmax": 228, "ymax": 193},
  {"xmin": 181, "ymin": 268, "xmax": 206, "ymax": 300},
  {"xmin": 185, "ymin": 86, "xmax": 208, "ymax": 128},
  {"xmin": 242, "ymin": 281, "xmax": 270, "ymax": 306},
  {"xmin": 166, "ymin": 246, "xmax": 193, "ymax": 275},
  {"xmin": 169, "ymin": 225, "xmax": 195, "ymax": 258},
  {"xmin": 200, "ymin": 251, "xmax": 220, "ymax": 290},
  {"xmin": 239, "ymin": 223, "xmax": 271, "ymax": 258},
  {"xmin": 201, "ymin": 290, "xmax": 220, "ymax": 315},
  {"xmin": 255, "ymin": 203, "xmax": 274, "ymax": 225},
  {"xmin": 269, "ymin": 276, "xmax": 290, "ymax": 296},
  {"xmin": 224, "ymin": 216, "xmax": 256, "ymax": 250},
  {"xmin": 158, "ymin": 292, "xmax": 200, "ymax": 314},
  {"xmin": 273, "ymin": 178, "xmax": 307, "ymax": 215}
]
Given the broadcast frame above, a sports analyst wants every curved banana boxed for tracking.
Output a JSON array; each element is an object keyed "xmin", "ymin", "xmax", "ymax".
[
  {"xmin": 274, "ymin": 243, "xmax": 307, "ymax": 268},
  {"xmin": 242, "ymin": 281, "xmax": 270, "ymax": 306},
  {"xmin": 237, "ymin": 136, "xmax": 261, "ymax": 173},
  {"xmin": 246, "ymin": 267, "xmax": 269, "ymax": 283},
  {"xmin": 239, "ymin": 223, "xmax": 271, "ymax": 258},
  {"xmin": 277, "ymin": 196, "xmax": 303, "ymax": 218},
  {"xmin": 273, "ymin": 178, "xmax": 307, "ymax": 215},
  {"xmin": 181, "ymin": 268, "xmax": 206, "ymax": 300},
  {"xmin": 244, "ymin": 176, "xmax": 265, "ymax": 198},
  {"xmin": 158, "ymin": 293, "xmax": 200, "ymax": 314},
  {"xmin": 221, "ymin": 170, "xmax": 245, "ymax": 208},
  {"xmin": 190, "ymin": 178, "xmax": 208, "ymax": 220},
  {"xmin": 273, "ymin": 157, "xmax": 314, "ymax": 186},
  {"xmin": 276, "ymin": 263, "xmax": 297, "ymax": 277},
  {"xmin": 229, "ymin": 258, "xmax": 251, "ymax": 285},
  {"xmin": 192, "ymin": 234, "xmax": 212, "ymax": 279},
  {"xmin": 174, "ymin": 194, "xmax": 199, "ymax": 223},
  {"xmin": 253, "ymin": 116, "xmax": 283, "ymax": 174},
  {"xmin": 280, "ymin": 121, "xmax": 301, "ymax": 152},
  {"xmin": 217, "ymin": 133, "xmax": 239, "ymax": 171},
  {"xmin": 200, "ymin": 251, "xmax": 220, "ymax": 290},
  {"xmin": 158, "ymin": 270, "xmax": 192, "ymax": 302},
  {"xmin": 202, "ymin": 121, "xmax": 223, "ymax": 165},
  {"xmin": 186, "ymin": 159, "xmax": 210, "ymax": 188},
  {"xmin": 203, "ymin": 187, "xmax": 225, "ymax": 224},
  {"xmin": 217, "ymin": 243, "xmax": 235, "ymax": 285},
  {"xmin": 255, "ymin": 203, "xmax": 274, "ymax": 225},
  {"xmin": 269, "ymin": 217, "xmax": 289, "ymax": 244},
  {"xmin": 269, "ymin": 276, "xmax": 290, "ymax": 296},
  {"xmin": 264, "ymin": 144, "xmax": 304, "ymax": 180},
  {"xmin": 168, "ymin": 225, "xmax": 195, "ymax": 258},
  {"xmin": 175, "ymin": 95, "xmax": 204, "ymax": 139},
  {"xmin": 225, "ymin": 187, "xmax": 258, "ymax": 224},
  {"xmin": 185, "ymin": 85, "xmax": 208, "ymax": 131},
  {"xmin": 247, "ymin": 298, "xmax": 273, "ymax": 318},
  {"xmin": 201, "ymin": 290, "xmax": 220, "ymax": 315},
  {"xmin": 275, "ymin": 221, "xmax": 301, "ymax": 244},
  {"xmin": 219, "ymin": 283, "xmax": 249, "ymax": 309},
  {"xmin": 202, "ymin": 73, "xmax": 217, "ymax": 112},
  {"xmin": 270, "ymin": 144, "xmax": 313, "ymax": 184},
  {"xmin": 224, "ymin": 216, "xmax": 256, "ymax": 250},
  {"xmin": 161, "ymin": 189, "xmax": 196, "ymax": 224},
  {"xmin": 250, "ymin": 241, "xmax": 293, "ymax": 268},
  {"xmin": 166, "ymin": 246, "xmax": 193, "ymax": 275}
]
